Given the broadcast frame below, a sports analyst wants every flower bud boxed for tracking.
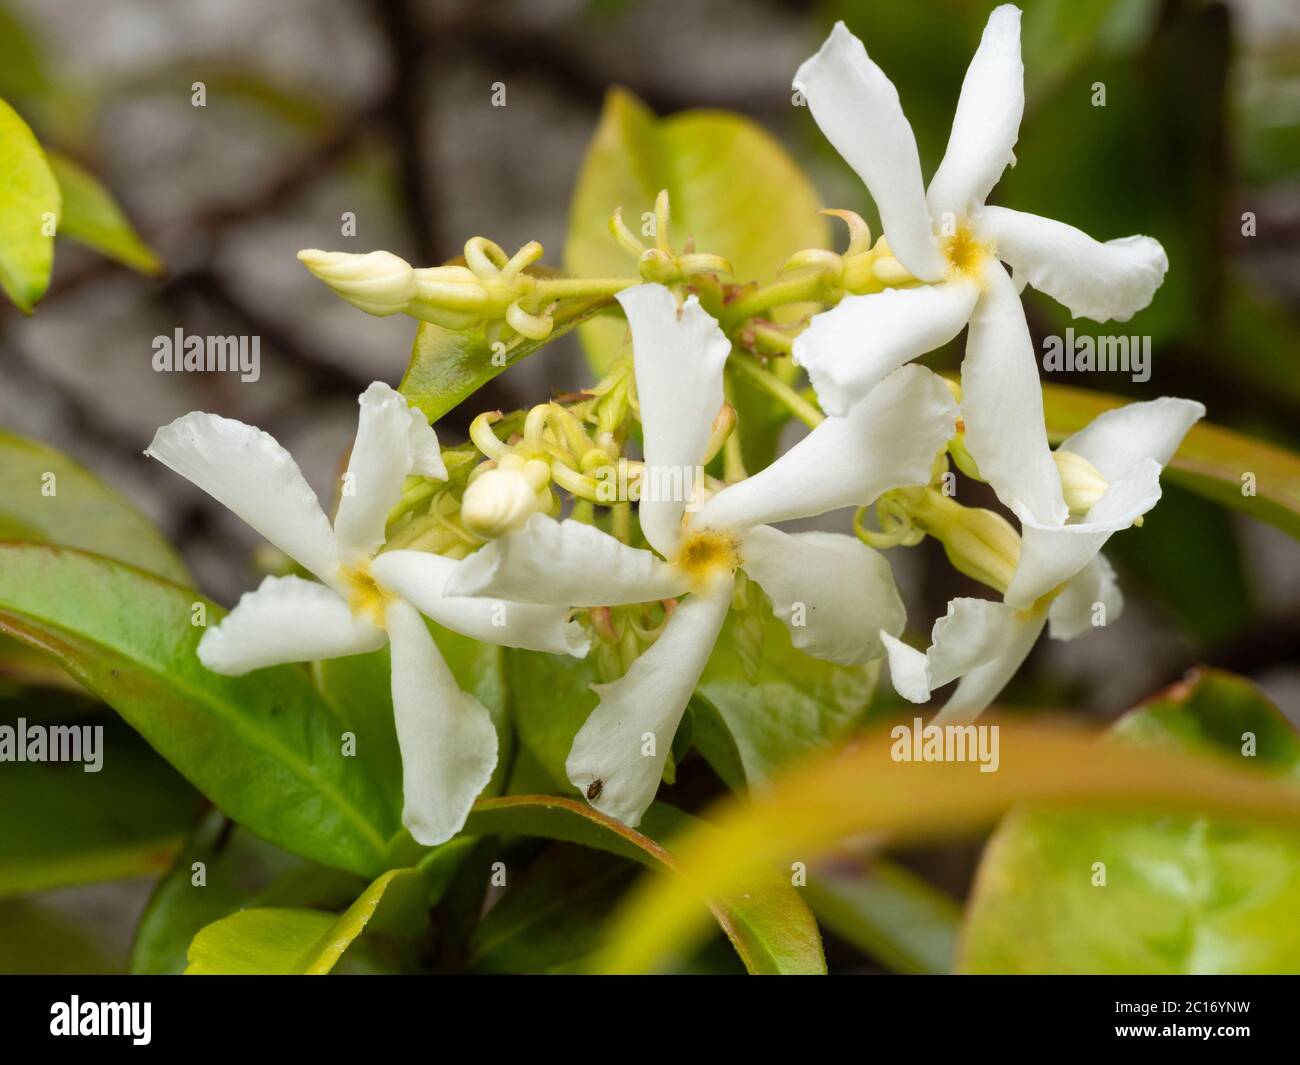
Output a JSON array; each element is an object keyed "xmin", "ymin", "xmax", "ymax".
[
  {"xmin": 461, "ymin": 466, "xmax": 539, "ymax": 539},
  {"xmin": 297, "ymin": 249, "xmax": 415, "ymax": 316},
  {"xmin": 1054, "ymin": 450, "xmax": 1109, "ymax": 516},
  {"xmin": 910, "ymin": 491, "xmax": 1021, "ymax": 595}
]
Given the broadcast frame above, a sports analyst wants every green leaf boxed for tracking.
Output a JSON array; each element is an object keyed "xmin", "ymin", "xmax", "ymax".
[
  {"xmin": 803, "ymin": 856, "xmax": 960, "ymax": 975},
  {"xmin": 694, "ymin": 602, "xmax": 880, "ymax": 785},
  {"xmin": 1043, "ymin": 380, "xmax": 1300, "ymax": 540},
  {"xmin": 130, "ymin": 810, "xmax": 364, "ymax": 974},
  {"xmin": 184, "ymin": 867, "xmax": 421, "ymax": 975},
  {"xmin": 0, "ymin": 542, "xmax": 395, "ymax": 876},
  {"xmin": 46, "ymin": 151, "xmax": 161, "ymax": 275},
  {"xmin": 468, "ymin": 843, "xmax": 636, "ymax": 974},
  {"xmin": 961, "ymin": 670, "xmax": 1300, "ymax": 974},
  {"xmin": 0, "ymin": 691, "xmax": 202, "ymax": 897},
  {"xmin": 0, "ymin": 429, "xmax": 189, "ymax": 583},
  {"xmin": 502, "ymin": 646, "xmax": 596, "ymax": 794},
  {"xmin": 0, "ymin": 96, "xmax": 59, "ymax": 311},
  {"xmin": 596, "ymin": 718, "xmax": 1300, "ymax": 972},
  {"xmin": 463, "ymin": 795, "xmax": 825, "ymax": 975},
  {"xmin": 0, "ymin": 899, "xmax": 117, "ymax": 974},
  {"xmin": 399, "ymin": 295, "xmax": 611, "ymax": 423}
]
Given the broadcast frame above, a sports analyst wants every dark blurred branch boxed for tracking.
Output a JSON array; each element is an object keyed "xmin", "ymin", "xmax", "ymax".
[{"xmin": 371, "ymin": 0, "xmax": 441, "ymax": 263}]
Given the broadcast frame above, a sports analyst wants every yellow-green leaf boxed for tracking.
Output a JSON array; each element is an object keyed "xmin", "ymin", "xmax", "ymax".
[
  {"xmin": 184, "ymin": 867, "xmax": 421, "ymax": 975},
  {"xmin": 0, "ymin": 97, "xmax": 59, "ymax": 311},
  {"xmin": 46, "ymin": 151, "xmax": 161, "ymax": 275}
]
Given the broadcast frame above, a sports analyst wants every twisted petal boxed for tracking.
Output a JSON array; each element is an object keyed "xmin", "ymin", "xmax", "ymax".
[
  {"xmin": 961, "ymin": 260, "xmax": 1067, "ymax": 526},
  {"xmin": 740, "ymin": 526, "xmax": 904, "ymax": 665},
  {"xmin": 371, "ymin": 549, "xmax": 589, "ymax": 657},
  {"xmin": 695, "ymin": 364, "xmax": 958, "ymax": 531},
  {"xmin": 197, "ymin": 575, "xmax": 385, "ymax": 675},
  {"xmin": 794, "ymin": 22, "xmax": 946, "ymax": 281},
  {"xmin": 333, "ymin": 382, "xmax": 446, "ymax": 562},
  {"xmin": 926, "ymin": 4, "xmax": 1025, "ymax": 219},
  {"xmin": 1048, "ymin": 554, "xmax": 1123, "ymax": 641},
  {"xmin": 566, "ymin": 581, "xmax": 732, "ymax": 828},
  {"xmin": 979, "ymin": 206, "xmax": 1168, "ymax": 322},
  {"xmin": 146, "ymin": 412, "xmax": 339, "ymax": 585},
  {"xmin": 443, "ymin": 514, "xmax": 689, "ymax": 607},
  {"xmin": 1058, "ymin": 396, "xmax": 1205, "ymax": 483},
  {"xmin": 883, "ymin": 596, "xmax": 1046, "ymax": 724},
  {"xmin": 792, "ymin": 281, "xmax": 978, "ymax": 417},
  {"xmin": 1005, "ymin": 459, "xmax": 1161, "ymax": 608},
  {"xmin": 386, "ymin": 599, "xmax": 498, "ymax": 846},
  {"xmin": 618, "ymin": 285, "xmax": 731, "ymax": 556}
]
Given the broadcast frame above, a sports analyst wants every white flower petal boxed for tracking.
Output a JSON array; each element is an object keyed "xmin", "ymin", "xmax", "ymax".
[
  {"xmin": 386, "ymin": 599, "xmax": 498, "ymax": 846},
  {"xmin": 146, "ymin": 412, "xmax": 339, "ymax": 585},
  {"xmin": 740, "ymin": 526, "xmax": 904, "ymax": 665},
  {"xmin": 881, "ymin": 632, "xmax": 933, "ymax": 704},
  {"xmin": 979, "ymin": 206, "xmax": 1168, "ymax": 323},
  {"xmin": 443, "ymin": 513, "xmax": 688, "ymax": 607},
  {"xmin": 925, "ymin": 597, "xmax": 1026, "ymax": 692},
  {"xmin": 371, "ymin": 550, "xmax": 589, "ymax": 657},
  {"xmin": 792, "ymin": 281, "xmax": 978, "ymax": 417},
  {"xmin": 1059, "ymin": 396, "xmax": 1205, "ymax": 483},
  {"xmin": 617, "ymin": 285, "xmax": 731, "ymax": 556},
  {"xmin": 794, "ymin": 22, "xmax": 946, "ymax": 281},
  {"xmin": 695, "ymin": 364, "xmax": 958, "ymax": 531},
  {"xmin": 1005, "ymin": 459, "xmax": 1161, "ymax": 608},
  {"xmin": 926, "ymin": 4, "xmax": 1025, "ymax": 219},
  {"xmin": 197, "ymin": 575, "xmax": 385, "ymax": 675},
  {"xmin": 566, "ymin": 581, "xmax": 732, "ymax": 827},
  {"xmin": 931, "ymin": 610, "xmax": 1045, "ymax": 726},
  {"xmin": 333, "ymin": 382, "xmax": 446, "ymax": 562},
  {"xmin": 961, "ymin": 260, "xmax": 1067, "ymax": 526},
  {"xmin": 1048, "ymin": 553, "xmax": 1123, "ymax": 641}
]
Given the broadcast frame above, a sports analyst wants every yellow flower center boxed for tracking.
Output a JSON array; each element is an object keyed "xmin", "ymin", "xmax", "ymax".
[
  {"xmin": 672, "ymin": 529, "xmax": 740, "ymax": 590},
  {"xmin": 941, "ymin": 221, "xmax": 993, "ymax": 281},
  {"xmin": 342, "ymin": 563, "xmax": 393, "ymax": 626}
]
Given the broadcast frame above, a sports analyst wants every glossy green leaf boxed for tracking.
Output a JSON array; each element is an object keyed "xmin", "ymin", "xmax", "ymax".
[
  {"xmin": 464, "ymin": 795, "xmax": 825, "ymax": 975},
  {"xmin": 46, "ymin": 151, "xmax": 161, "ymax": 275},
  {"xmin": 0, "ymin": 97, "xmax": 59, "ymax": 311},
  {"xmin": 502, "ymin": 646, "xmax": 596, "ymax": 794},
  {"xmin": 0, "ymin": 429, "xmax": 189, "ymax": 583},
  {"xmin": 961, "ymin": 670, "xmax": 1300, "ymax": 974},
  {"xmin": 0, "ymin": 692, "xmax": 202, "ymax": 897},
  {"xmin": 0, "ymin": 543, "xmax": 396, "ymax": 876},
  {"xmin": 130, "ymin": 810, "xmax": 364, "ymax": 974},
  {"xmin": 399, "ymin": 295, "xmax": 610, "ymax": 423},
  {"xmin": 1043, "ymin": 380, "xmax": 1300, "ymax": 540},
  {"xmin": 694, "ymin": 603, "xmax": 880, "ymax": 785},
  {"xmin": 184, "ymin": 867, "xmax": 421, "ymax": 975},
  {"xmin": 468, "ymin": 843, "xmax": 636, "ymax": 974},
  {"xmin": 598, "ymin": 718, "xmax": 1300, "ymax": 973},
  {"xmin": 804, "ymin": 855, "xmax": 960, "ymax": 975}
]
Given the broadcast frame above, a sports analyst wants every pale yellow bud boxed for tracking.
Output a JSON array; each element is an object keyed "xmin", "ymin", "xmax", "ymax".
[
  {"xmin": 297, "ymin": 249, "xmax": 415, "ymax": 316},
  {"xmin": 460, "ymin": 466, "xmax": 539, "ymax": 539},
  {"xmin": 1054, "ymin": 450, "xmax": 1109, "ymax": 516}
]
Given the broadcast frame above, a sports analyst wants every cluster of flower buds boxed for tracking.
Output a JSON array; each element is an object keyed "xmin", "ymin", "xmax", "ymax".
[
  {"xmin": 299, "ymin": 237, "xmax": 559, "ymax": 340},
  {"xmin": 779, "ymin": 209, "xmax": 922, "ymax": 298},
  {"xmin": 608, "ymin": 189, "xmax": 732, "ymax": 285}
]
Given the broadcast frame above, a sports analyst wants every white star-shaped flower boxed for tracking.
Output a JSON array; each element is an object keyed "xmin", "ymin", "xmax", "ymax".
[
  {"xmin": 883, "ymin": 396, "xmax": 1204, "ymax": 721},
  {"xmin": 792, "ymin": 4, "xmax": 1169, "ymax": 528},
  {"xmin": 446, "ymin": 283, "xmax": 959, "ymax": 826},
  {"xmin": 146, "ymin": 382, "xmax": 587, "ymax": 845}
]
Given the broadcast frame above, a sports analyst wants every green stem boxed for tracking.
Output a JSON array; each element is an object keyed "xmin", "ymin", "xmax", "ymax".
[
  {"xmin": 534, "ymin": 276, "xmax": 640, "ymax": 300},
  {"xmin": 729, "ymin": 353, "xmax": 824, "ymax": 429},
  {"xmin": 720, "ymin": 270, "xmax": 832, "ymax": 329}
]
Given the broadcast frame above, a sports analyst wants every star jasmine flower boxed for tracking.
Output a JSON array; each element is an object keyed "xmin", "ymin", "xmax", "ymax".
[
  {"xmin": 791, "ymin": 4, "xmax": 1169, "ymax": 527},
  {"xmin": 146, "ymin": 382, "xmax": 588, "ymax": 846},
  {"xmin": 883, "ymin": 396, "xmax": 1204, "ymax": 722},
  {"xmin": 445, "ymin": 283, "xmax": 959, "ymax": 826}
]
